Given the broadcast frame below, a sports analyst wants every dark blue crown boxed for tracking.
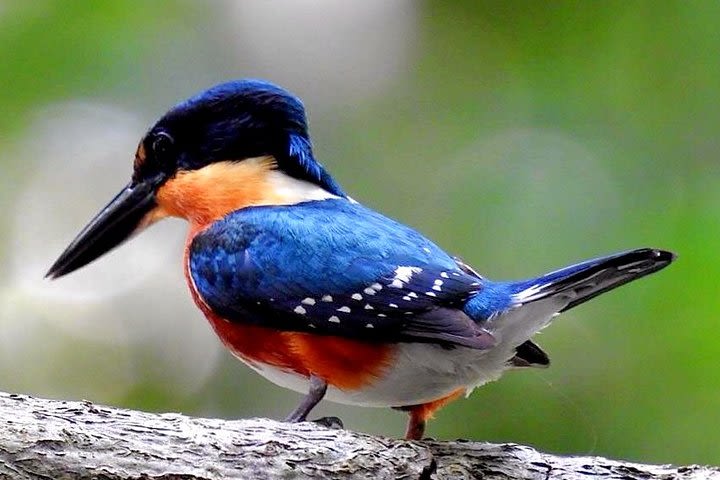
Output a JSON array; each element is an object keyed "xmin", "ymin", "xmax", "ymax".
[{"xmin": 142, "ymin": 79, "xmax": 344, "ymax": 196}]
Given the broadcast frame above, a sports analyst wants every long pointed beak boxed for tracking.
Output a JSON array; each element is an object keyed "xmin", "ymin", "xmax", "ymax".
[{"xmin": 46, "ymin": 180, "xmax": 158, "ymax": 279}]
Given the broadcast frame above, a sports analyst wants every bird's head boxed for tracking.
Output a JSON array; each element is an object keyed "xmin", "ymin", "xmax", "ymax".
[{"xmin": 47, "ymin": 79, "xmax": 344, "ymax": 279}]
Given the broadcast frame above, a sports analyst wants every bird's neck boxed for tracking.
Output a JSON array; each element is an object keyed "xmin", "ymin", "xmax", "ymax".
[{"xmin": 152, "ymin": 156, "xmax": 340, "ymax": 229}]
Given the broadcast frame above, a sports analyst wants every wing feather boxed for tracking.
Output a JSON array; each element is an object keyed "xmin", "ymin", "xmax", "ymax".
[{"xmin": 189, "ymin": 200, "xmax": 495, "ymax": 349}]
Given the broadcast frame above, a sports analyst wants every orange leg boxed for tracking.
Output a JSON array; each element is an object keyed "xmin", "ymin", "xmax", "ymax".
[
  {"xmin": 406, "ymin": 409, "xmax": 428, "ymax": 440},
  {"xmin": 401, "ymin": 388, "xmax": 466, "ymax": 440}
]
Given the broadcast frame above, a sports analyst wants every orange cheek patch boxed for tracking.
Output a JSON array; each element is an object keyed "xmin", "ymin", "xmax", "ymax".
[
  {"xmin": 137, "ymin": 204, "xmax": 172, "ymax": 231},
  {"xmin": 155, "ymin": 157, "xmax": 276, "ymax": 228}
]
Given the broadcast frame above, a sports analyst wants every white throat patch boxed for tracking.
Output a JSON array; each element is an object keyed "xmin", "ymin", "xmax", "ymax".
[{"xmin": 265, "ymin": 169, "xmax": 340, "ymax": 205}]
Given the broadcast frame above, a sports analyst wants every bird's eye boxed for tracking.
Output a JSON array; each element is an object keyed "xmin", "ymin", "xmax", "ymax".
[{"xmin": 152, "ymin": 132, "xmax": 175, "ymax": 159}]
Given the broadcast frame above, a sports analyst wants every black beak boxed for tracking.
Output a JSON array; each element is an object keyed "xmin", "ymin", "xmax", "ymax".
[{"xmin": 46, "ymin": 180, "xmax": 158, "ymax": 279}]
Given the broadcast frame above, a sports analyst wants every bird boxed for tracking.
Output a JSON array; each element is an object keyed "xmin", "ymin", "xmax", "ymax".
[{"xmin": 46, "ymin": 79, "xmax": 675, "ymax": 440}]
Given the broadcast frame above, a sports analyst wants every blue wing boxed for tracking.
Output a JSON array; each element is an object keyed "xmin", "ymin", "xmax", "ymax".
[{"xmin": 189, "ymin": 199, "xmax": 495, "ymax": 349}]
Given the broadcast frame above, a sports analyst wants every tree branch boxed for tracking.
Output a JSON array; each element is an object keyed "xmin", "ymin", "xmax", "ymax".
[{"xmin": 0, "ymin": 391, "xmax": 716, "ymax": 479}]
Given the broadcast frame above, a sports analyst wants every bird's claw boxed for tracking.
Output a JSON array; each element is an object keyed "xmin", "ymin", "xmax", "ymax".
[{"xmin": 312, "ymin": 416, "xmax": 344, "ymax": 430}]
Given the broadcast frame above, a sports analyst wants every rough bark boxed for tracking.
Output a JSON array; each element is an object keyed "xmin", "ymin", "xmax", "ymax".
[{"xmin": 0, "ymin": 391, "xmax": 716, "ymax": 480}]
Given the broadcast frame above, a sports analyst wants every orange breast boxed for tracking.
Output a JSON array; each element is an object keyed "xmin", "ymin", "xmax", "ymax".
[{"xmin": 183, "ymin": 232, "xmax": 393, "ymax": 391}]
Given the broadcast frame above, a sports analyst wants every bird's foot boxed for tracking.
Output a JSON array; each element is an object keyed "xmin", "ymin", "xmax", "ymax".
[{"xmin": 311, "ymin": 416, "xmax": 344, "ymax": 430}]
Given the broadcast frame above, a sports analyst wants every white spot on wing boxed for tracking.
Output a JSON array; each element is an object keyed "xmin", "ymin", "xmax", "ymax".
[
  {"xmin": 425, "ymin": 291, "xmax": 437, "ymax": 297},
  {"xmin": 322, "ymin": 295, "xmax": 333, "ymax": 302},
  {"xmin": 394, "ymin": 266, "xmax": 422, "ymax": 283},
  {"xmin": 434, "ymin": 279, "xmax": 443, "ymax": 286},
  {"xmin": 294, "ymin": 306, "xmax": 306, "ymax": 315},
  {"xmin": 302, "ymin": 297, "xmax": 316, "ymax": 305},
  {"xmin": 364, "ymin": 304, "xmax": 374, "ymax": 310},
  {"xmin": 365, "ymin": 323, "xmax": 374, "ymax": 328},
  {"xmin": 351, "ymin": 293, "xmax": 363, "ymax": 301},
  {"xmin": 337, "ymin": 306, "xmax": 351, "ymax": 313},
  {"xmin": 389, "ymin": 279, "xmax": 404, "ymax": 288},
  {"xmin": 329, "ymin": 315, "xmax": 341, "ymax": 323},
  {"xmin": 389, "ymin": 303, "xmax": 398, "ymax": 308},
  {"xmin": 408, "ymin": 292, "xmax": 418, "ymax": 298},
  {"xmin": 440, "ymin": 272, "xmax": 449, "ymax": 279}
]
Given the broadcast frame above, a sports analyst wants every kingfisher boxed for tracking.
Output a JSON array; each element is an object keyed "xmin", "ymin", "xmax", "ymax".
[{"xmin": 46, "ymin": 79, "xmax": 675, "ymax": 440}]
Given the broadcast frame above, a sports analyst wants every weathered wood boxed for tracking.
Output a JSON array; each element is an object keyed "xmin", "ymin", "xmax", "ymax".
[{"xmin": 0, "ymin": 391, "xmax": 716, "ymax": 479}]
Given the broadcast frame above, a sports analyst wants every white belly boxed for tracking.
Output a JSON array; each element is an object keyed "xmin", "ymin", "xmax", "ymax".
[{"xmin": 237, "ymin": 341, "xmax": 516, "ymax": 407}]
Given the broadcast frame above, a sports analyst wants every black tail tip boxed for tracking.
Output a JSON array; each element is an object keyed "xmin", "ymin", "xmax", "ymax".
[
  {"xmin": 647, "ymin": 248, "xmax": 677, "ymax": 264},
  {"xmin": 623, "ymin": 248, "xmax": 676, "ymax": 278}
]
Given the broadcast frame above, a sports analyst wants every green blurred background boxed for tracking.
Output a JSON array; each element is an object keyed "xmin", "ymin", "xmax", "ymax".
[{"xmin": 1, "ymin": 0, "xmax": 718, "ymax": 466}]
